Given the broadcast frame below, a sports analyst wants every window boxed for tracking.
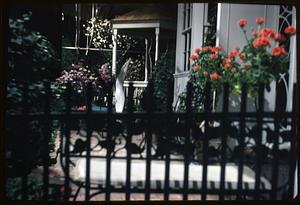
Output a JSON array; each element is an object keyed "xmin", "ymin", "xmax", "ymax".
[
  {"xmin": 203, "ymin": 3, "xmax": 218, "ymax": 46},
  {"xmin": 182, "ymin": 3, "xmax": 193, "ymax": 71}
]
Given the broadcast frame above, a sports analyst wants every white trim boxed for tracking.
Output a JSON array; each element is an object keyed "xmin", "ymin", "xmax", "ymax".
[
  {"xmin": 155, "ymin": 27, "xmax": 160, "ymax": 62},
  {"xmin": 216, "ymin": 3, "xmax": 222, "ymax": 47},
  {"xmin": 287, "ymin": 6, "xmax": 297, "ymax": 112},
  {"xmin": 123, "ymin": 81, "xmax": 148, "ymax": 87},
  {"xmin": 112, "ymin": 28, "xmax": 118, "ymax": 76},
  {"xmin": 112, "ymin": 22, "xmax": 160, "ymax": 29},
  {"xmin": 173, "ymin": 71, "xmax": 190, "ymax": 78}
]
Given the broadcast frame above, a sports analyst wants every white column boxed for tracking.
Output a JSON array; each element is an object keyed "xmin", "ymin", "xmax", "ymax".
[
  {"xmin": 145, "ymin": 38, "xmax": 148, "ymax": 82},
  {"xmin": 155, "ymin": 27, "xmax": 160, "ymax": 62},
  {"xmin": 287, "ymin": 6, "xmax": 297, "ymax": 112},
  {"xmin": 112, "ymin": 28, "xmax": 118, "ymax": 76}
]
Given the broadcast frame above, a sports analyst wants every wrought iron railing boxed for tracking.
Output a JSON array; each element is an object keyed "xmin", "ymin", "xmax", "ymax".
[{"xmin": 5, "ymin": 80, "xmax": 297, "ymax": 201}]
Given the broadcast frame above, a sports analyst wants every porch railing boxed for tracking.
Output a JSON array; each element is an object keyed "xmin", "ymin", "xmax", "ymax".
[{"xmin": 5, "ymin": 80, "xmax": 297, "ymax": 201}]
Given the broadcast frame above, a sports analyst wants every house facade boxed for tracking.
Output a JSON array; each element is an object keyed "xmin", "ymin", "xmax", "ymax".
[{"xmin": 174, "ymin": 3, "xmax": 296, "ymax": 112}]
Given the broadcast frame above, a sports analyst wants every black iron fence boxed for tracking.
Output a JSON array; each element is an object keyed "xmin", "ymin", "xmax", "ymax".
[{"xmin": 5, "ymin": 80, "xmax": 297, "ymax": 201}]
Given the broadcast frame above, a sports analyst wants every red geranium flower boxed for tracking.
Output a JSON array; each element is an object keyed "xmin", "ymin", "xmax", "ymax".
[
  {"xmin": 224, "ymin": 63, "xmax": 232, "ymax": 69},
  {"xmin": 272, "ymin": 46, "xmax": 288, "ymax": 57},
  {"xmin": 252, "ymin": 37, "xmax": 270, "ymax": 48},
  {"xmin": 239, "ymin": 53, "xmax": 246, "ymax": 61},
  {"xmin": 223, "ymin": 58, "xmax": 232, "ymax": 64},
  {"xmin": 255, "ymin": 17, "xmax": 264, "ymax": 25},
  {"xmin": 229, "ymin": 50, "xmax": 239, "ymax": 58},
  {"xmin": 274, "ymin": 33, "xmax": 286, "ymax": 42},
  {"xmin": 210, "ymin": 53, "xmax": 218, "ymax": 59},
  {"xmin": 193, "ymin": 65, "xmax": 201, "ymax": 70},
  {"xmin": 252, "ymin": 30, "xmax": 258, "ymax": 36},
  {"xmin": 195, "ymin": 48, "xmax": 202, "ymax": 53},
  {"xmin": 190, "ymin": 54, "xmax": 199, "ymax": 60},
  {"xmin": 284, "ymin": 26, "xmax": 296, "ymax": 35},
  {"xmin": 211, "ymin": 46, "xmax": 222, "ymax": 53},
  {"xmin": 238, "ymin": 19, "xmax": 247, "ymax": 28},
  {"xmin": 202, "ymin": 46, "xmax": 213, "ymax": 52},
  {"xmin": 259, "ymin": 28, "xmax": 274, "ymax": 38},
  {"xmin": 210, "ymin": 73, "xmax": 221, "ymax": 80}
]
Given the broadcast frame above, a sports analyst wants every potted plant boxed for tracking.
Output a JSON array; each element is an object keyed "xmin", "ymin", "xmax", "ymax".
[{"xmin": 186, "ymin": 17, "xmax": 296, "ymax": 112}]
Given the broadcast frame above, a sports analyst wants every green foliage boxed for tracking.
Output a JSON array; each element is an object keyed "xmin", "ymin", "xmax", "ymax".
[
  {"xmin": 6, "ymin": 13, "xmax": 63, "ymax": 181},
  {"xmin": 8, "ymin": 12, "xmax": 57, "ymax": 80},
  {"xmin": 152, "ymin": 51, "xmax": 175, "ymax": 111},
  {"xmin": 125, "ymin": 56, "xmax": 145, "ymax": 81},
  {"xmin": 6, "ymin": 171, "xmax": 62, "ymax": 200}
]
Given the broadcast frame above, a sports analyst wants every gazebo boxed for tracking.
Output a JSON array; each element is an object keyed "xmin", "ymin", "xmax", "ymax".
[{"xmin": 111, "ymin": 5, "xmax": 177, "ymax": 82}]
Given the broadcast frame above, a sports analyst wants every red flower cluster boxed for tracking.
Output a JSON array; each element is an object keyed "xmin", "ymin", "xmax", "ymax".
[
  {"xmin": 229, "ymin": 50, "xmax": 239, "ymax": 58},
  {"xmin": 259, "ymin": 28, "xmax": 275, "ymax": 38},
  {"xmin": 239, "ymin": 53, "xmax": 246, "ymax": 61},
  {"xmin": 210, "ymin": 72, "xmax": 221, "ymax": 80},
  {"xmin": 252, "ymin": 37, "xmax": 270, "ymax": 48},
  {"xmin": 190, "ymin": 54, "xmax": 199, "ymax": 60},
  {"xmin": 210, "ymin": 53, "xmax": 218, "ymax": 59},
  {"xmin": 193, "ymin": 64, "xmax": 201, "ymax": 70},
  {"xmin": 272, "ymin": 46, "xmax": 288, "ymax": 57},
  {"xmin": 256, "ymin": 17, "xmax": 264, "ymax": 25},
  {"xmin": 252, "ymin": 30, "xmax": 258, "ymax": 36},
  {"xmin": 238, "ymin": 19, "xmax": 247, "ymax": 28},
  {"xmin": 195, "ymin": 48, "xmax": 202, "ymax": 53},
  {"xmin": 223, "ymin": 58, "xmax": 232, "ymax": 64},
  {"xmin": 284, "ymin": 26, "xmax": 296, "ymax": 35},
  {"xmin": 211, "ymin": 46, "xmax": 222, "ymax": 53},
  {"xmin": 231, "ymin": 67, "xmax": 237, "ymax": 73},
  {"xmin": 274, "ymin": 33, "xmax": 286, "ymax": 42}
]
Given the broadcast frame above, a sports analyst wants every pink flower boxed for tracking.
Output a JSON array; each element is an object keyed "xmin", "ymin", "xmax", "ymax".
[{"xmin": 203, "ymin": 71, "xmax": 208, "ymax": 76}]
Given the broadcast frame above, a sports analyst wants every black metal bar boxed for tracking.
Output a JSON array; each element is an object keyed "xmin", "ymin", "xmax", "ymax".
[
  {"xmin": 164, "ymin": 80, "xmax": 173, "ymax": 201},
  {"xmin": 63, "ymin": 83, "xmax": 71, "ymax": 201},
  {"xmin": 21, "ymin": 81, "xmax": 29, "ymax": 200},
  {"xmin": 145, "ymin": 80, "xmax": 153, "ymax": 201},
  {"xmin": 219, "ymin": 83, "xmax": 229, "ymax": 200},
  {"xmin": 237, "ymin": 84, "xmax": 247, "ymax": 199},
  {"xmin": 125, "ymin": 82, "xmax": 134, "ymax": 200},
  {"xmin": 254, "ymin": 84, "xmax": 264, "ymax": 200},
  {"xmin": 85, "ymin": 83, "xmax": 93, "ymax": 200},
  {"xmin": 6, "ymin": 110, "xmax": 295, "ymax": 121},
  {"xmin": 288, "ymin": 83, "xmax": 297, "ymax": 199},
  {"xmin": 183, "ymin": 82, "xmax": 192, "ymax": 200},
  {"xmin": 42, "ymin": 81, "xmax": 51, "ymax": 200},
  {"xmin": 270, "ymin": 82, "xmax": 280, "ymax": 199},
  {"xmin": 201, "ymin": 82, "xmax": 211, "ymax": 200},
  {"xmin": 105, "ymin": 81, "xmax": 113, "ymax": 201}
]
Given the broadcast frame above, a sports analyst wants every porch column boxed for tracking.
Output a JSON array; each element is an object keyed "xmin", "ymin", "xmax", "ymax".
[
  {"xmin": 155, "ymin": 27, "xmax": 160, "ymax": 62},
  {"xmin": 145, "ymin": 38, "xmax": 148, "ymax": 82},
  {"xmin": 112, "ymin": 28, "xmax": 118, "ymax": 76}
]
